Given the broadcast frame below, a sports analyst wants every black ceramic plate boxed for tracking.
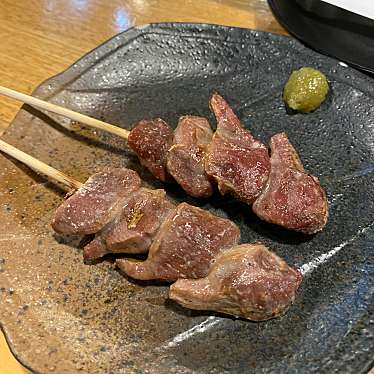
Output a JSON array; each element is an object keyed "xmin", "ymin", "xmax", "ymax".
[
  {"xmin": 0, "ymin": 23, "xmax": 373, "ymax": 374},
  {"xmin": 269, "ymin": 0, "xmax": 374, "ymax": 74}
]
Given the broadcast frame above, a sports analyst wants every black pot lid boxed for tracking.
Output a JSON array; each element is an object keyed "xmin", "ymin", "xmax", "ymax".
[{"xmin": 268, "ymin": 0, "xmax": 374, "ymax": 74}]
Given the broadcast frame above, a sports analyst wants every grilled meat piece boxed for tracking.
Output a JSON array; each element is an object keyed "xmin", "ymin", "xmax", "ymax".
[
  {"xmin": 205, "ymin": 93, "xmax": 270, "ymax": 204},
  {"xmin": 253, "ymin": 133, "xmax": 328, "ymax": 234},
  {"xmin": 52, "ymin": 168, "xmax": 141, "ymax": 235},
  {"xmin": 117, "ymin": 203, "xmax": 240, "ymax": 281},
  {"xmin": 128, "ymin": 119, "xmax": 174, "ymax": 182},
  {"xmin": 167, "ymin": 116, "xmax": 214, "ymax": 198},
  {"xmin": 83, "ymin": 188, "xmax": 174, "ymax": 260},
  {"xmin": 170, "ymin": 243, "xmax": 302, "ymax": 321}
]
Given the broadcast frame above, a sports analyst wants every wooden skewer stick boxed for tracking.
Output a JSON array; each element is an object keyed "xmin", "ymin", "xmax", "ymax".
[
  {"xmin": 0, "ymin": 85, "xmax": 130, "ymax": 140},
  {"xmin": 0, "ymin": 139, "xmax": 82, "ymax": 190}
]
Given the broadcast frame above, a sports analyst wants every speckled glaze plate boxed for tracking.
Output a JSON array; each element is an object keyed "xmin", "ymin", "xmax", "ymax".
[{"xmin": 0, "ymin": 24, "xmax": 373, "ymax": 374}]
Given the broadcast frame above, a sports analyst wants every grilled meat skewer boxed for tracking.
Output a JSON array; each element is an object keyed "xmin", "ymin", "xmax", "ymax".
[
  {"xmin": 117, "ymin": 202, "xmax": 240, "ymax": 281},
  {"xmin": 0, "ymin": 140, "xmax": 302, "ymax": 322},
  {"xmin": 51, "ymin": 167, "xmax": 240, "ymax": 268},
  {"xmin": 83, "ymin": 188, "xmax": 174, "ymax": 260},
  {"xmin": 167, "ymin": 116, "xmax": 214, "ymax": 198},
  {"xmin": 52, "ymin": 168, "xmax": 141, "ymax": 235},
  {"xmin": 204, "ymin": 93, "xmax": 271, "ymax": 204},
  {"xmin": 0, "ymin": 86, "xmax": 328, "ymax": 234},
  {"xmin": 170, "ymin": 242, "xmax": 302, "ymax": 321},
  {"xmin": 128, "ymin": 94, "xmax": 271, "ymax": 203},
  {"xmin": 48, "ymin": 166, "xmax": 301, "ymax": 320},
  {"xmin": 127, "ymin": 118, "xmax": 174, "ymax": 182},
  {"xmin": 128, "ymin": 95, "xmax": 327, "ymax": 234},
  {"xmin": 253, "ymin": 133, "xmax": 328, "ymax": 234}
]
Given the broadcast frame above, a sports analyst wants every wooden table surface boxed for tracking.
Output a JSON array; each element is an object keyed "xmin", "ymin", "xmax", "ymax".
[{"xmin": 0, "ymin": 1, "xmax": 370, "ymax": 374}]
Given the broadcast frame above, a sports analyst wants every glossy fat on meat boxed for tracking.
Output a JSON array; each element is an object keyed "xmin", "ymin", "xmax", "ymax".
[
  {"xmin": 83, "ymin": 188, "xmax": 175, "ymax": 260},
  {"xmin": 205, "ymin": 93, "xmax": 270, "ymax": 204},
  {"xmin": 52, "ymin": 168, "xmax": 141, "ymax": 235},
  {"xmin": 253, "ymin": 133, "xmax": 328, "ymax": 234},
  {"xmin": 128, "ymin": 119, "xmax": 174, "ymax": 182},
  {"xmin": 116, "ymin": 203, "xmax": 240, "ymax": 281},
  {"xmin": 167, "ymin": 116, "xmax": 214, "ymax": 198},
  {"xmin": 170, "ymin": 243, "xmax": 302, "ymax": 321}
]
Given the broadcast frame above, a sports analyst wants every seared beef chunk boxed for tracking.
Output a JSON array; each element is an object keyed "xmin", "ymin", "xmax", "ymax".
[
  {"xmin": 205, "ymin": 93, "xmax": 270, "ymax": 204},
  {"xmin": 170, "ymin": 243, "xmax": 302, "ymax": 321},
  {"xmin": 253, "ymin": 133, "xmax": 328, "ymax": 234},
  {"xmin": 52, "ymin": 168, "xmax": 141, "ymax": 235},
  {"xmin": 128, "ymin": 119, "xmax": 174, "ymax": 182},
  {"xmin": 116, "ymin": 203, "xmax": 240, "ymax": 281},
  {"xmin": 167, "ymin": 116, "xmax": 214, "ymax": 198},
  {"xmin": 83, "ymin": 188, "xmax": 174, "ymax": 260}
]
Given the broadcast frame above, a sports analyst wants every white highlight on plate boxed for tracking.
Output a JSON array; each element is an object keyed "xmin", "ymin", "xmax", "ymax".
[
  {"xmin": 161, "ymin": 223, "xmax": 373, "ymax": 348},
  {"xmin": 162, "ymin": 316, "xmax": 221, "ymax": 349},
  {"xmin": 299, "ymin": 223, "xmax": 373, "ymax": 276},
  {"xmin": 321, "ymin": 0, "xmax": 374, "ymax": 21}
]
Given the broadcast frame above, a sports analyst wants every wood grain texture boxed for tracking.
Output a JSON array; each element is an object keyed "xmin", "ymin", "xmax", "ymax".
[{"xmin": 0, "ymin": 332, "xmax": 31, "ymax": 374}]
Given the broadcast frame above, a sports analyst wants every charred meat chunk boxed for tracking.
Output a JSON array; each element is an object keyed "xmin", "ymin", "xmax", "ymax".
[
  {"xmin": 116, "ymin": 203, "xmax": 240, "ymax": 281},
  {"xmin": 205, "ymin": 93, "xmax": 270, "ymax": 204},
  {"xmin": 128, "ymin": 119, "xmax": 174, "ymax": 182},
  {"xmin": 83, "ymin": 188, "xmax": 174, "ymax": 260},
  {"xmin": 253, "ymin": 133, "xmax": 328, "ymax": 234},
  {"xmin": 170, "ymin": 243, "xmax": 302, "ymax": 321},
  {"xmin": 52, "ymin": 168, "xmax": 141, "ymax": 235},
  {"xmin": 167, "ymin": 116, "xmax": 214, "ymax": 198}
]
